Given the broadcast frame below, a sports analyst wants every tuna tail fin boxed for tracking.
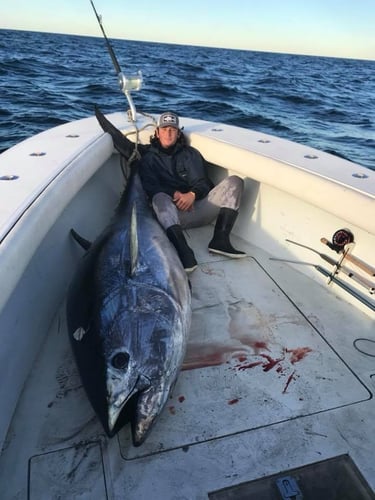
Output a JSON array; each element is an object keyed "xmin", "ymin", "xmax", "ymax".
[
  {"xmin": 70, "ymin": 228, "xmax": 92, "ymax": 251},
  {"xmin": 95, "ymin": 105, "xmax": 134, "ymax": 159},
  {"xmin": 130, "ymin": 203, "xmax": 138, "ymax": 276}
]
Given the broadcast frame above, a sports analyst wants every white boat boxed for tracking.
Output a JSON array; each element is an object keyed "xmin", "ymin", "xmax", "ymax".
[
  {"xmin": 1, "ymin": 100, "xmax": 374, "ymax": 498},
  {"xmin": 1, "ymin": 8, "xmax": 375, "ymax": 494}
]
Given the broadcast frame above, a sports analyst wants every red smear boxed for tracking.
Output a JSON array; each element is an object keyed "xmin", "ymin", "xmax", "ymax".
[
  {"xmin": 178, "ymin": 396, "xmax": 185, "ymax": 403},
  {"xmin": 251, "ymin": 341, "xmax": 269, "ymax": 351},
  {"xmin": 232, "ymin": 336, "xmax": 270, "ymax": 354},
  {"xmin": 182, "ymin": 337, "xmax": 311, "ymax": 374},
  {"xmin": 228, "ymin": 398, "xmax": 240, "ymax": 405},
  {"xmin": 282, "ymin": 370, "xmax": 296, "ymax": 393},
  {"xmin": 236, "ymin": 361, "xmax": 263, "ymax": 371},
  {"xmin": 237, "ymin": 355, "xmax": 248, "ymax": 363},
  {"xmin": 286, "ymin": 347, "xmax": 312, "ymax": 364},
  {"xmin": 169, "ymin": 406, "xmax": 176, "ymax": 415},
  {"xmin": 182, "ymin": 343, "xmax": 249, "ymax": 371},
  {"xmin": 182, "ymin": 347, "xmax": 228, "ymax": 370},
  {"xmin": 260, "ymin": 354, "xmax": 285, "ymax": 372}
]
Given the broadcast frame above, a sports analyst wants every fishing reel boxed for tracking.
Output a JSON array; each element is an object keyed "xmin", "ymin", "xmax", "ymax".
[
  {"xmin": 117, "ymin": 71, "xmax": 143, "ymax": 122},
  {"xmin": 118, "ymin": 70, "xmax": 143, "ymax": 93},
  {"xmin": 324, "ymin": 228, "xmax": 354, "ymax": 253}
]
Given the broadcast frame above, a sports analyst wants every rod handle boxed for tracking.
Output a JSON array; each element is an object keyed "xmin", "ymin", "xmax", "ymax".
[{"xmin": 320, "ymin": 238, "xmax": 375, "ymax": 276}]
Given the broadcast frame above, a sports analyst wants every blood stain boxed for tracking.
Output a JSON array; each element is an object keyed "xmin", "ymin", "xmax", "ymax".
[
  {"xmin": 286, "ymin": 347, "xmax": 312, "ymax": 364},
  {"xmin": 260, "ymin": 354, "xmax": 284, "ymax": 372},
  {"xmin": 233, "ymin": 337, "xmax": 270, "ymax": 355},
  {"xmin": 236, "ymin": 361, "xmax": 263, "ymax": 371},
  {"xmin": 169, "ymin": 406, "xmax": 176, "ymax": 415},
  {"xmin": 178, "ymin": 396, "xmax": 185, "ymax": 403},
  {"xmin": 228, "ymin": 398, "xmax": 240, "ymax": 405},
  {"xmin": 183, "ymin": 343, "xmax": 249, "ymax": 371},
  {"xmin": 252, "ymin": 341, "xmax": 269, "ymax": 351},
  {"xmin": 282, "ymin": 370, "xmax": 296, "ymax": 394},
  {"xmin": 237, "ymin": 355, "xmax": 248, "ymax": 363}
]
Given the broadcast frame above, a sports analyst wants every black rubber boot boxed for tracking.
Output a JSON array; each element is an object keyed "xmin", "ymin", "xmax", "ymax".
[
  {"xmin": 208, "ymin": 208, "xmax": 246, "ymax": 258},
  {"xmin": 166, "ymin": 225, "xmax": 198, "ymax": 273}
]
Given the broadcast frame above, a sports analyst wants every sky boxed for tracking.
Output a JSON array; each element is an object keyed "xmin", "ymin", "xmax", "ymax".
[{"xmin": 2, "ymin": 0, "xmax": 375, "ymax": 60}]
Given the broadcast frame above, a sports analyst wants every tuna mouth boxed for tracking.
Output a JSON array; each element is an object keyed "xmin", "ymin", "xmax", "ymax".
[
  {"xmin": 107, "ymin": 387, "xmax": 136, "ymax": 434},
  {"xmin": 133, "ymin": 418, "xmax": 154, "ymax": 447},
  {"xmin": 107, "ymin": 374, "xmax": 151, "ymax": 435}
]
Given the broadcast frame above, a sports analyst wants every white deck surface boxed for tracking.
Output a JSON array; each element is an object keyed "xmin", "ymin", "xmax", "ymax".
[{"xmin": 0, "ymin": 227, "xmax": 374, "ymax": 499}]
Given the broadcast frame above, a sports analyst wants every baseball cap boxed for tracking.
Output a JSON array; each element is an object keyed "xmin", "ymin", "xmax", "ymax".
[{"xmin": 158, "ymin": 111, "xmax": 179, "ymax": 129}]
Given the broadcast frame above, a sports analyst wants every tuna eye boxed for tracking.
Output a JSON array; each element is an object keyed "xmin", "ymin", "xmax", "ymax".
[{"xmin": 111, "ymin": 352, "xmax": 129, "ymax": 370}]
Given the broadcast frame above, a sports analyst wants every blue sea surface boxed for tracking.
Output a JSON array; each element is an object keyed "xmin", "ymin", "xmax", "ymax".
[{"xmin": 0, "ymin": 29, "xmax": 374, "ymax": 170}]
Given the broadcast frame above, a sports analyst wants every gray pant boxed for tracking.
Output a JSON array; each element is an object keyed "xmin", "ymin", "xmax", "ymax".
[{"xmin": 152, "ymin": 175, "xmax": 244, "ymax": 229}]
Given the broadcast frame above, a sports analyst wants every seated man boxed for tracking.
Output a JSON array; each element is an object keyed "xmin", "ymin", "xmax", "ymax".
[{"xmin": 96, "ymin": 108, "xmax": 246, "ymax": 273}]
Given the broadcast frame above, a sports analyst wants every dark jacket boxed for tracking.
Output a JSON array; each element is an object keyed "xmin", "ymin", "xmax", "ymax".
[{"xmin": 139, "ymin": 139, "xmax": 213, "ymax": 200}]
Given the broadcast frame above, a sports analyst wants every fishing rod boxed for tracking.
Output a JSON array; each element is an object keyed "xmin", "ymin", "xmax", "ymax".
[
  {"xmin": 89, "ymin": 0, "xmax": 142, "ymax": 121},
  {"xmin": 269, "ymin": 258, "xmax": 375, "ymax": 312},
  {"xmin": 89, "ymin": 0, "xmax": 121, "ymax": 74},
  {"xmin": 285, "ymin": 239, "xmax": 375, "ymax": 293}
]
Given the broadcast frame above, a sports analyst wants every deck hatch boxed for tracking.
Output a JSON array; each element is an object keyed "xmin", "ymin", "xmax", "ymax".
[
  {"xmin": 208, "ymin": 454, "xmax": 375, "ymax": 499},
  {"xmin": 28, "ymin": 441, "xmax": 107, "ymax": 499},
  {"xmin": 119, "ymin": 258, "xmax": 370, "ymax": 459}
]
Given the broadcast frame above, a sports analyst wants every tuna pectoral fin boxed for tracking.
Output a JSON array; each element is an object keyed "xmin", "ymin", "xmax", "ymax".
[{"xmin": 70, "ymin": 228, "xmax": 92, "ymax": 250}]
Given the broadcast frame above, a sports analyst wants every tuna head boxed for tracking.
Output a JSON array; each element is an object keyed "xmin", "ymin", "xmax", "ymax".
[{"xmin": 102, "ymin": 285, "xmax": 188, "ymax": 444}]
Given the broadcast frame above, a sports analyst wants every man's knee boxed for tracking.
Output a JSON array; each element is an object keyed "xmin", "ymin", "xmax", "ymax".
[
  {"xmin": 152, "ymin": 192, "xmax": 173, "ymax": 211},
  {"xmin": 221, "ymin": 175, "xmax": 244, "ymax": 209},
  {"xmin": 152, "ymin": 192, "xmax": 179, "ymax": 229},
  {"xmin": 227, "ymin": 175, "xmax": 244, "ymax": 193}
]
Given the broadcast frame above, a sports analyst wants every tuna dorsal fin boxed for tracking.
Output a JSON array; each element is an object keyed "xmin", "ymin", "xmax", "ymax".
[{"xmin": 130, "ymin": 203, "xmax": 138, "ymax": 276}]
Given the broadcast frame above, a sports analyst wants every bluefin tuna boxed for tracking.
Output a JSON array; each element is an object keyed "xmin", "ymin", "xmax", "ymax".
[{"xmin": 66, "ymin": 114, "xmax": 191, "ymax": 445}]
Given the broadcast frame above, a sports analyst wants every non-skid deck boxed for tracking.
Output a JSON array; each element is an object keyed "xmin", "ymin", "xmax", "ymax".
[{"xmin": 1, "ymin": 227, "xmax": 374, "ymax": 499}]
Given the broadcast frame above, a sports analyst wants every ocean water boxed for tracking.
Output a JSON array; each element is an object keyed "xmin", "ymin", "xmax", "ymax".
[{"xmin": 1, "ymin": 29, "xmax": 374, "ymax": 171}]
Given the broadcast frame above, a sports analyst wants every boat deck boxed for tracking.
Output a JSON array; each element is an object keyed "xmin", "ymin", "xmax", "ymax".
[{"xmin": 1, "ymin": 226, "xmax": 374, "ymax": 499}]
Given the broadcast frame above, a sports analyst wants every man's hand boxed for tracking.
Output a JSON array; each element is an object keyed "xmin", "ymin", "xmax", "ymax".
[{"xmin": 173, "ymin": 191, "xmax": 195, "ymax": 211}]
